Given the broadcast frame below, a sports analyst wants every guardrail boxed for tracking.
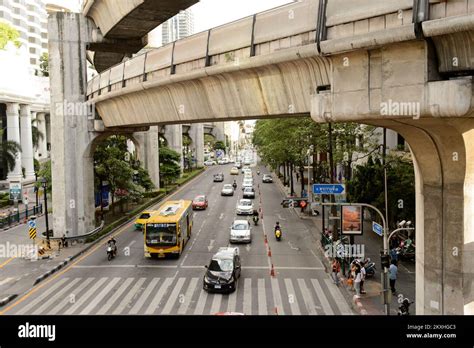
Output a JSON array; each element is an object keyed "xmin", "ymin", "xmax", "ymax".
[
  {"xmin": 43, "ymin": 220, "xmax": 105, "ymax": 243},
  {"xmin": 0, "ymin": 205, "xmax": 43, "ymax": 229}
]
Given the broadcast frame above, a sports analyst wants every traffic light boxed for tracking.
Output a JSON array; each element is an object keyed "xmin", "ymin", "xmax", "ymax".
[{"xmin": 380, "ymin": 252, "xmax": 390, "ymax": 268}]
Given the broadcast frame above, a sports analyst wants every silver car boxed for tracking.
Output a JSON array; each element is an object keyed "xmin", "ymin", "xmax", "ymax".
[
  {"xmin": 221, "ymin": 184, "xmax": 234, "ymax": 196},
  {"xmin": 236, "ymin": 199, "xmax": 254, "ymax": 215},
  {"xmin": 230, "ymin": 220, "xmax": 252, "ymax": 243}
]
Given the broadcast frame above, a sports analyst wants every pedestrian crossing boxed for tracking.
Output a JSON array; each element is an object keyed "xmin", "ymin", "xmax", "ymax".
[
  {"xmin": 0, "ymin": 277, "xmax": 16, "ymax": 287},
  {"xmin": 10, "ymin": 275, "xmax": 354, "ymax": 315}
]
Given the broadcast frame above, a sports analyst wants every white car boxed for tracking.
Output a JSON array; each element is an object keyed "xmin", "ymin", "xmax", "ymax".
[
  {"xmin": 204, "ymin": 160, "xmax": 216, "ymax": 166},
  {"xmin": 236, "ymin": 199, "xmax": 254, "ymax": 215},
  {"xmin": 242, "ymin": 179, "xmax": 253, "ymax": 190},
  {"xmin": 221, "ymin": 184, "xmax": 235, "ymax": 196},
  {"xmin": 230, "ymin": 220, "xmax": 252, "ymax": 244}
]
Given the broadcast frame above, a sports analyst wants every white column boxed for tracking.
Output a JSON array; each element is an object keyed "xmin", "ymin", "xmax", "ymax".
[
  {"xmin": 189, "ymin": 123, "xmax": 204, "ymax": 168},
  {"xmin": 36, "ymin": 112, "xmax": 48, "ymax": 160},
  {"xmin": 6, "ymin": 103, "xmax": 22, "ymax": 182},
  {"xmin": 20, "ymin": 105, "xmax": 36, "ymax": 181}
]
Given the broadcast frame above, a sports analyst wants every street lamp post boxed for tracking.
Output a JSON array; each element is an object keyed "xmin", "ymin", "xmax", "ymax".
[{"xmin": 40, "ymin": 178, "xmax": 50, "ymax": 248}]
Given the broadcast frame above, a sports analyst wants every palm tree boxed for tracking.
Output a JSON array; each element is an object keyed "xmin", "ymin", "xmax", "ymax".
[
  {"xmin": 31, "ymin": 118, "xmax": 44, "ymax": 149},
  {"xmin": 0, "ymin": 129, "xmax": 22, "ymax": 177}
]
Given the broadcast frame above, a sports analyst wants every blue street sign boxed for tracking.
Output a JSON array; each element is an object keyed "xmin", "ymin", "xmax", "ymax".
[
  {"xmin": 372, "ymin": 221, "xmax": 383, "ymax": 236},
  {"xmin": 313, "ymin": 184, "xmax": 346, "ymax": 195},
  {"xmin": 28, "ymin": 220, "xmax": 36, "ymax": 229}
]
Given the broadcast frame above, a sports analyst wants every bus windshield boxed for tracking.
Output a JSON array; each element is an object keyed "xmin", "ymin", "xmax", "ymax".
[{"xmin": 146, "ymin": 223, "xmax": 177, "ymax": 246}]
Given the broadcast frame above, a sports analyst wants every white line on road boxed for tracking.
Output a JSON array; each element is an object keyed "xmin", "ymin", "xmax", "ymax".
[
  {"xmin": 271, "ymin": 278, "xmax": 285, "ymax": 315},
  {"xmin": 48, "ymin": 278, "xmax": 95, "ymax": 315},
  {"xmin": 161, "ymin": 277, "xmax": 186, "ymax": 315},
  {"xmin": 32, "ymin": 278, "xmax": 82, "ymax": 315},
  {"xmin": 96, "ymin": 278, "xmax": 134, "ymax": 315},
  {"xmin": 0, "ymin": 278, "xmax": 14, "ymax": 287},
  {"xmin": 311, "ymin": 279, "xmax": 334, "ymax": 315},
  {"xmin": 16, "ymin": 278, "xmax": 70, "ymax": 315},
  {"xmin": 227, "ymin": 284, "xmax": 238, "ymax": 313},
  {"xmin": 112, "ymin": 278, "xmax": 146, "ymax": 315},
  {"xmin": 258, "ymin": 278, "xmax": 267, "ymax": 315},
  {"xmin": 209, "ymin": 294, "xmax": 223, "ymax": 315},
  {"xmin": 284, "ymin": 278, "xmax": 301, "ymax": 315},
  {"xmin": 324, "ymin": 279, "xmax": 353, "ymax": 315},
  {"xmin": 177, "ymin": 278, "xmax": 199, "ymax": 315},
  {"xmin": 297, "ymin": 279, "xmax": 318, "ymax": 315},
  {"xmin": 129, "ymin": 278, "xmax": 160, "ymax": 315},
  {"xmin": 65, "ymin": 277, "xmax": 109, "ymax": 315},
  {"xmin": 80, "ymin": 277, "xmax": 121, "ymax": 315},
  {"xmin": 310, "ymin": 249, "xmax": 325, "ymax": 268},
  {"xmin": 194, "ymin": 289, "xmax": 208, "ymax": 315},
  {"xmin": 243, "ymin": 278, "xmax": 252, "ymax": 315},
  {"xmin": 145, "ymin": 277, "xmax": 174, "ymax": 315}
]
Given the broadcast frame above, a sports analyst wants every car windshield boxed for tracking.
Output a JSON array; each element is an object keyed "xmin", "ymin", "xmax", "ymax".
[
  {"xmin": 194, "ymin": 197, "xmax": 205, "ymax": 202},
  {"xmin": 244, "ymin": 188, "xmax": 253, "ymax": 192},
  {"xmin": 240, "ymin": 201, "xmax": 252, "ymax": 206},
  {"xmin": 224, "ymin": 185, "xmax": 233, "ymax": 189},
  {"xmin": 233, "ymin": 223, "xmax": 248, "ymax": 230},
  {"xmin": 145, "ymin": 223, "xmax": 177, "ymax": 246},
  {"xmin": 139, "ymin": 213, "xmax": 150, "ymax": 219},
  {"xmin": 209, "ymin": 258, "xmax": 233, "ymax": 272}
]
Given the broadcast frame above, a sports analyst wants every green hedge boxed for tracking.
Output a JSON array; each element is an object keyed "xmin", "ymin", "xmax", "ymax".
[{"xmin": 0, "ymin": 199, "xmax": 9, "ymax": 209}]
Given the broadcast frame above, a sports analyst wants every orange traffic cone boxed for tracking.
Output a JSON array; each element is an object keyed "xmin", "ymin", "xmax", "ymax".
[
  {"xmin": 268, "ymin": 248, "xmax": 272, "ymax": 257},
  {"xmin": 270, "ymin": 264, "xmax": 275, "ymax": 277}
]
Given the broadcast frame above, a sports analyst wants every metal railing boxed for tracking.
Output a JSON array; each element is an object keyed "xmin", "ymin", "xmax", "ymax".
[{"xmin": 0, "ymin": 204, "xmax": 43, "ymax": 229}]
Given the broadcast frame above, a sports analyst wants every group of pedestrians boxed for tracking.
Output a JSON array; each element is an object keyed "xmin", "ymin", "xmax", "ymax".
[{"xmin": 331, "ymin": 258, "xmax": 366, "ymax": 296}]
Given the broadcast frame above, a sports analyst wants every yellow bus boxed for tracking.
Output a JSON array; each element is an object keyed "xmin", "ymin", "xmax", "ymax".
[{"xmin": 144, "ymin": 200, "xmax": 193, "ymax": 259}]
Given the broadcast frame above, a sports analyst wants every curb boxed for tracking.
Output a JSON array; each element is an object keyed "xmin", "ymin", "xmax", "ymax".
[{"xmin": 1, "ymin": 169, "xmax": 207, "ymax": 308}]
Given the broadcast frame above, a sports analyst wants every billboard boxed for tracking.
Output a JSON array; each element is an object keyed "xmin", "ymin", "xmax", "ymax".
[{"xmin": 341, "ymin": 206, "xmax": 363, "ymax": 235}]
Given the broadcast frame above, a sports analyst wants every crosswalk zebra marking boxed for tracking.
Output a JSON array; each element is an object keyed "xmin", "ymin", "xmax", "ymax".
[
  {"xmin": 0, "ymin": 278, "xmax": 14, "ymax": 287},
  {"xmin": 271, "ymin": 278, "xmax": 285, "ymax": 315},
  {"xmin": 31, "ymin": 278, "xmax": 82, "ymax": 315},
  {"xmin": 145, "ymin": 277, "xmax": 173, "ymax": 315},
  {"xmin": 177, "ymin": 278, "xmax": 199, "ymax": 315},
  {"xmin": 16, "ymin": 278, "xmax": 70, "ymax": 315},
  {"xmin": 193, "ymin": 289, "xmax": 208, "ymax": 315},
  {"xmin": 112, "ymin": 278, "xmax": 146, "ymax": 315},
  {"xmin": 226, "ymin": 284, "xmax": 238, "ymax": 313},
  {"xmin": 80, "ymin": 277, "xmax": 121, "ymax": 315},
  {"xmin": 243, "ymin": 278, "xmax": 252, "ymax": 315},
  {"xmin": 284, "ymin": 278, "xmax": 301, "ymax": 315},
  {"xmin": 48, "ymin": 278, "xmax": 95, "ymax": 315},
  {"xmin": 96, "ymin": 278, "xmax": 134, "ymax": 315},
  {"xmin": 209, "ymin": 294, "xmax": 223, "ymax": 315},
  {"xmin": 129, "ymin": 278, "xmax": 160, "ymax": 315},
  {"xmin": 324, "ymin": 279, "xmax": 353, "ymax": 315},
  {"xmin": 257, "ymin": 278, "xmax": 267, "ymax": 315},
  {"xmin": 161, "ymin": 277, "xmax": 186, "ymax": 315},
  {"xmin": 297, "ymin": 279, "xmax": 318, "ymax": 315},
  {"xmin": 311, "ymin": 279, "xmax": 334, "ymax": 315},
  {"xmin": 65, "ymin": 277, "xmax": 108, "ymax": 315}
]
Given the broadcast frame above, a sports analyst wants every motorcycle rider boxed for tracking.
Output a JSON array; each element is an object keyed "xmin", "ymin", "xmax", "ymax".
[
  {"xmin": 252, "ymin": 209, "xmax": 259, "ymax": 225},
  {"xmin": 232, "ymin": 180, "xmax": 237, "ymax": 190},
  {"xmin": 257, "ymin": 170, "xmax": 260, "ymax": 175},
  {"xmin": 107, "ymin": 237, "xmax": 117, "ymax": 257},
  {"xmin": 274, "ymin": 222, "xmax": 282, "ymax": 240}
]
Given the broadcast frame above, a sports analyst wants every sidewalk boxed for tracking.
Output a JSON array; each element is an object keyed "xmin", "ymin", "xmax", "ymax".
[{"xmin": 270, "ymin": 165, "xmax": 416, "ymax": 315}]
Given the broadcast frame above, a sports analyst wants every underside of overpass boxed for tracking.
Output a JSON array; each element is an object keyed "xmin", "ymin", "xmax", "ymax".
[{"xmin": 49, "ymin": 0, "xmax": 474, "ymax": 314}]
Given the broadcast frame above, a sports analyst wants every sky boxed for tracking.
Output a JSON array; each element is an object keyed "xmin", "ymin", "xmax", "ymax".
[{"xmin": 192, "ymin": 0, "xmax": 294, "ymax": 33}]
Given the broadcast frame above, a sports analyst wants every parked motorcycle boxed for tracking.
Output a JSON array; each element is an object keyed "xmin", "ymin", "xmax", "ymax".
[
  {"xmin": 396, "ymin": 242, "xmax": 415, "ymax": 261},
  {"xmin": 398, "ymin": 297, "xmax": 414, "ymax": 315},
  {"xmin": 362, "ymin": 258, "xmax": 376, "ymax": 278}
]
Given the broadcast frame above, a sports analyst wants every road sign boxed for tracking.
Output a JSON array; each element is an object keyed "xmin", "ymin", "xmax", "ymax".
[
  {"xmin": 373, "ymin": 221, "xmax": 383, "ymax": 236},
  {"xmin": 29, "ymin": 227, "xmax": 37, "ymax": 239},
  {"xmin": 9, "ymin": 182, "xmax": 22, "ymax": 201},
  {"xmin": 28, "ymin": 220, "xmax": 36, "ymax": 229},
  {"xmin": 313, "ymin": 184, "xmax": 345, "ymax": 195}
]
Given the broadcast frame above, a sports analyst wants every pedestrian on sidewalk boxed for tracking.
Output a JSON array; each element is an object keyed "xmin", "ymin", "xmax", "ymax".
[
  {"xmin": 390, "ymin": 247, "xmax": 398, "ymax": 262},
  {"xmin": 360, "ymin": 262, "xmax": 366, "ymax": 294},
  {"xmin": 331, "ymin": 258, "xmax": 341, "ymax": 285},
  {"xmin": 389, "ymin": 260, "xmax": 398, "ymax": 294},
  {"xmin": 354, "ymin": 264, "xmax": 362, "ymax": 296}
]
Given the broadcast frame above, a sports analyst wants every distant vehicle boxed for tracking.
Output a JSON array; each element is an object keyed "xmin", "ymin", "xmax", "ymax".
[
  {"xmin": 243, "ymin": 172, "xmax": 252, "ymax": 180},
  {"xmin": 217, "ymin": 159, "xmax": 226, "ymax": 165},
  {"xmin": 243, "ymin": 187, "xmax": 255, "ymax": 199},
  {"xmin": 262, "ymin": 174, "xmax": 273, "ymax": 183},
  {"xmin": 230, "ymin": 220, "xmax": 252, "ymax": 244},
  {"xmin": 144, "ymin": 200, "xmax": 193, "ymax": 259},
  {"xmin": 235, "ymin": 162, "xmax": 242, "ymax": 169},
  {"xmin": 192, "ymin": 195, "xmax": 208, "ymax": 210},
  {"xmin": 241, "ymin": 166, "xmax": 250, "ymax": 174},
  {"xmin": 203, "ymin": 247, "xmax": 241, "ymax": 293},
  {"xmin": 230, "ymin": 167, "xmax": 239, "ymax": 175},
  {"xmin": 213, "ymin": 173, "xmax": 224, "ymax": 182},
  {"xmin": 204, "ymin": 160, "xmax": 216, "ymax": 166},
  {"xmin": 221, "ymin": 184, "xmax": 235, "ymax": 196},
  {"xmin": 242, "ymin": 180, "xmax": 253, "ymax": 191},
  {"xmin": 134, "ymin": 211, "xmax": 154, "ymax": 230},
  {"xmin": 244, "ymin": 160, "xmax": 251, "ymax": 166},
  {"xmin": 236, "ymin": 199, "xmax": 254, "ymax": 215},
  {"xmin": 223, "ymin": 157, "xmax": 230, "ymax": 164}
]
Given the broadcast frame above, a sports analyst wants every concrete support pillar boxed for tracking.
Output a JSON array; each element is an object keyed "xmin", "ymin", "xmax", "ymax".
[
  {"xmin": 20, "ymin": 105, "xmax": 35, "ymax": 181},
  {"xmin": 49, "ymin": 12, "xmax": 96, "ymax": 237},
  {"xmin": 212, "ymin": 122, "xmax": 226, "ymax": 143},
  {"xmin": 6, "ymin": 103, "xmax": 22, "ymax": 182},
  {"xmin": 164, "ymin": 124, "xmax": 184, "ymax": 173},
  {"xmin": 36, "ymin": 112, "xmax": 48, "ymax": 160},
  {"xmin": 135, "ymin": 126, "xmax": 160, "ymax": 190},
  {"xmin": 189, "ymin": 123, "xmax": 204, "ymax": 168}
]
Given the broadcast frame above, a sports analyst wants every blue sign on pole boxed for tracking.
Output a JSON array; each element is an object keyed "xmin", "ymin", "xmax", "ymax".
[
  {"xmin": 372, "ymin": 221, "xmax": 383, "ymax": 236},
  {"xmin": 28, "ymin": 220, "xmax": 36, "ymax": 229},
  {"xmin": 313, "ymin": 184, "xmax": 346, "ymax": 195}
]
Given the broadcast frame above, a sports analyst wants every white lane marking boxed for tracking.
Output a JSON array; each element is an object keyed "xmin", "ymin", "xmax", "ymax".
[
  {"xmin": 145, "ymin": 277, "xmax": 174, "ymax": 315},
  {"xmin": 258, "ymin": 278, "xmax": 267, "ymax": 315},
  {"xmin": 32, "ymin": 278, "xmax": 82, "ymax": 315},
  {"xmin": 227, "ymin": 285, "xmax": 238, "ymax": 313},
  {"xmin": 243, "ymin": 278, "xmax": 252, "ymax": 315},
  {"xmin": 48, "ymin": 278, "xmax": 95, "ymax": 315},
  {"xmin": 311, "ymin": 279, "xmax": 334, "ymax": 315},
  {"xmin": 324, "ymin": 279, "xmax": 353, "ymax": 315},
  {"xmin": 399, "ymin": 262, "xmax": 415, "ymax": 274},
  {"xmin": 72, "ymin": 265, "xmax": 179, "ymax": 269},
  {"xmin": 288, "ymin": 241, "xmax": 301, "ymax": 251},
  {"xmin": 270, "ymin": 278, "xmax": 285, "ymax": 315},
  {"xmin": 0, "ymin": 278, "xmax": 14, "ymax": 287},
  {"xmin": 297, "ymin": 279, "xmax": 318, "ymax": 315},
  {"xmin": 193, "ymin": 289, "xmax": 208, "ymax": 315},
  {"xmin": 310, "ymin": 249, "xmax": 325, "ymax": 268},
  {"xmin": 80, "ymin": 277, "xmax": 121, "ymax": 315},
  {"xmin": 219, "ymin": 213, "xmax": 224, "ymax": 220},
  {"xmin": 127, "ymin": 240, "xmax": 137, "ymax": 248},
  {"xmin": 209, "ymin": 294, "xmax": 223, "ymax": 315},
  {"xmin": 179, "ymin": 254, "xmax": 189, "ymax": 267},
  {"xmin": 112, "ymin": 278, "xmax": 146, "ymax": 315},
  {"xmin": 284, "ymin": 278, "xmax": 301, "ymax": 315},
  {"xmin": 161, "ymin": 277, "xmax": 186, "ymax": 315},
  {"xmin": 129, "ymin": 278, "xmax": 160, "ymax": 315},
  {"xmin": 16, "ymin": 278, "xmax": 70, "ymax": 315},
  {"xmin": 177, "ymin": 278, "xmax": 199, "ymax": 315},
  {"xmin": 96, "ymin": 278, "xmax": 134, "ymax": 315},
  {"xmin": 276, "ymin": 214, "xmax": 287, "ymax": 221},
  {"xmin": 207, "ymin": 240, "xmax": 215, "ymax": 252},
  {"xmin": 65, "ymin": 277, "xmax": 109, "ymax": 315}
]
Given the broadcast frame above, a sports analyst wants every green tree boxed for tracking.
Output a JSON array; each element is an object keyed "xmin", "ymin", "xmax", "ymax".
[
  {"xmin": 0, "ymin": 129, "xmax": 22, "ymax": 177},
  {"xmin": 39, "ymin": 52, "xmax": 49, "ymax": 77},
  {"xmin": 159, "ymin": 146, "xmax": 181, "ymax": 186},
  {"xmin": 213, "ymin": 141, "xmax": 226, "ymax": 153},
  {"xmin": 0, "ymin": 22, "xmax": 21, "ymax": 50},
  {"xmin": 31, "ymin": 118, "xmax": 44, "ymax": 149},
  {"xmin": 35, "ymin": 160, "xmax": 52, "ymax": 193}
]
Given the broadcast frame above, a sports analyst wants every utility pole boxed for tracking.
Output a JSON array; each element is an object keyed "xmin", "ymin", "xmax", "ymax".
[{"xmin": 328, "ymin": 123, "xmax": 338, "ymax": 241}]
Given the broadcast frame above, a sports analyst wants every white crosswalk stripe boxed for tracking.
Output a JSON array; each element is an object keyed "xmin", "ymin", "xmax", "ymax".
[
  {"xmin": 129, "ymin": 278, "xmax": 160, "ymax": 315},
  {"xmin": 96, "ymin": 278, "xmax": 134, "ymax": 315},
  {"xmin": 0, "ymin": 278, "xmax": 14, "ymax": 287},
  {"xmin": 10, "ymin": 275, "xmax": 354, "ymax": 315}
]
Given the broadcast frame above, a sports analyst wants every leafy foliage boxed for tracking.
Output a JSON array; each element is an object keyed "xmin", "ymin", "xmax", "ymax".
[
  {"xmin": 0, "ymin": 23, "xmax": 21, "ymax": 50},
  {"xmin": 159, "ymin": 146, "xmax": 181, "ymax": 185},
  {"xmin": 39, "ymin": 52, "xmax": 49, "ymax": 77},
  {"xmin": 0, "ymin": 129, "xmax": 22, "ymax": 175}
]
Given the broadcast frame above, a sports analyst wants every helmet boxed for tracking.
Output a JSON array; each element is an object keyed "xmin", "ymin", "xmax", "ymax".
[{"xmin": 276, "ymin": 222, "xmax": 280, "ymax": 225}]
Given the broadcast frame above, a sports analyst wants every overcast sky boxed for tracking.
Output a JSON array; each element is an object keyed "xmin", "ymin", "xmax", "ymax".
[{"xmin": 192, "ymin": 0, "xmax": 294, "ymax": 33}]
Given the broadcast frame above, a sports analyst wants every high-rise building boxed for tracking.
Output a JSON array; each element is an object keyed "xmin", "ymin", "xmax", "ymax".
[{"xmin": 161, "ymin": 9, "xmax": 194, "ymax": 45}]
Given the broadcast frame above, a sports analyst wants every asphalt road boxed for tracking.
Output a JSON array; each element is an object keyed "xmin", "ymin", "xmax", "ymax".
[{"xmin": 1, "ymin": 161, "xmax": 354, "ymax": 315}]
